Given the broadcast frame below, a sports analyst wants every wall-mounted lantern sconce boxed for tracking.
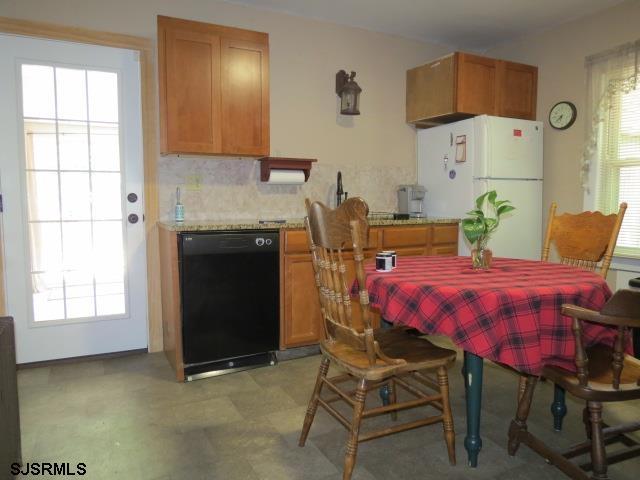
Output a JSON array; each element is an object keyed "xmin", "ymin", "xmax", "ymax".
[{"xmin": 336, "ymin": 70, "xmax": 362, "ymax": 115}]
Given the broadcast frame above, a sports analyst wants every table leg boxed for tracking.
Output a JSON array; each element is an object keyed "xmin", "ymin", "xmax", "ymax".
[
  {"xmin": 379, "ymin": 318, "xmax": 393, "ymax": 406},
  {"xmin": 464, "ymin": 351, "xmax": 483, "ymax": 467},
  {"xmin": 551, "ymin": 383, "xmax": 567, "ymax": 431}
]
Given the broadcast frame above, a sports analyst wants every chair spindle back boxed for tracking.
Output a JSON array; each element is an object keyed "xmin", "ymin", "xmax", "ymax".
[{"xmin": 304, "ymin": 198, "xmax": 378, "ymax": 366}]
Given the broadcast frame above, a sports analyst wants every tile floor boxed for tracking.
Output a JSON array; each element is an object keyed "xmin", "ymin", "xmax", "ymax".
[{"xmin": 17, "ymin": 340, "xmax": 640, "ymax": 479}]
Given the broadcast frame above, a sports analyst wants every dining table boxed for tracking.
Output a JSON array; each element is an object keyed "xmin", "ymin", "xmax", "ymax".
[{"xmin": 361, "ymin": 255, "xmax": 619, "ymax": 467}]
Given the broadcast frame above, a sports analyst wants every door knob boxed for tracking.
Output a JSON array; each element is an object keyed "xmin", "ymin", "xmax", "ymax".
[
  {"xmin": 127, "ymin": 193, "xmax": 138, "ymax": 203},
  {"xmin": 128, "ymin": 213, "xmax": 139, "ymax": 224}
]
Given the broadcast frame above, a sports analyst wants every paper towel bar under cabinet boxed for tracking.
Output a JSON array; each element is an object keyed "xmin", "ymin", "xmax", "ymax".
[{"xmin": 259, "ymin": 157, "xmax": 317, "ymax": 183}]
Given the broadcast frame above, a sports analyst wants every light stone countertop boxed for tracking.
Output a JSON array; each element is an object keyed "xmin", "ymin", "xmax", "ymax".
[{"xmin": 158, "ymin": 216, "xmax": 460, "ymax": 232}]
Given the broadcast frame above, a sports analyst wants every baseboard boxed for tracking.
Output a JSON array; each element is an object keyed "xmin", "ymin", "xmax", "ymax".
[
  {"xmin": 276, "ymin": 345, "xmax": 320, "ymax": 361},
  {"xmin": 17, "ymin": 348, "xmax": 148, "ymax": 369}
]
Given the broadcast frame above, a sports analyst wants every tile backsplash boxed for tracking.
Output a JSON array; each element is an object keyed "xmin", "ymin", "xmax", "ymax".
[{"xmin": 158, "ymin": 156, "xmax": 416, "ymax": 221}]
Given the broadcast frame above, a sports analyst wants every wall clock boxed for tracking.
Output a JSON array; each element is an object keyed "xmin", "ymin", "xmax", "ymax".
[{"xmin": 549, "ymin": 101, "xmax": 577, "ymax": 130}]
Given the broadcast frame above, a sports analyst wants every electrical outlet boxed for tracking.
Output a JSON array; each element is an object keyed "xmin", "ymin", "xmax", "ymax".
[{"xmin": 185, "ymin": 174, "xmax": 202, "ymax": 191}]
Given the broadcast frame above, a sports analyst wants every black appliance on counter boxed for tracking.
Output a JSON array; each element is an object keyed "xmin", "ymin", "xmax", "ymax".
[{"xmin": 179, "ymin": 230, "xmax": 280, "ymax": 380}]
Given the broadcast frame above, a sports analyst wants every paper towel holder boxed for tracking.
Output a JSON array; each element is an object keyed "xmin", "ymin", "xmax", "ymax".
[{"xmin": 259, "ymin": 157, "xmax": 317, "ymax": 183}]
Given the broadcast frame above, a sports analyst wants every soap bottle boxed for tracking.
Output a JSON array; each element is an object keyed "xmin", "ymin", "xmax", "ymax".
[{"xmin": 175, "ymin": 187, "xmax": 184, "ymax": 224}]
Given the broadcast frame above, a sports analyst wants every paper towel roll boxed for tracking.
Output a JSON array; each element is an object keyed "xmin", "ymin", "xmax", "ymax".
[{"xmin": 265, "ymin": 169, "xmax": 306, "ymax": 185}]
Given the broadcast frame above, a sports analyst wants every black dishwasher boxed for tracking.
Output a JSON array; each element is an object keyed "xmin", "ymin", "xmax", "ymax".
[{"xmin": 179, "ymin": 230, "xmax": 279, "ymax": 380}]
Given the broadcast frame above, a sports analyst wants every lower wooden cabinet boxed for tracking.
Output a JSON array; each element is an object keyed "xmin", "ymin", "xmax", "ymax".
[
  {"xmin": 282, "ymin": 253, "xmax": 322, "ymax": 347},
  {"xmin": 280, "ymin": 223, "xmax": 458, "ymax": 349}
]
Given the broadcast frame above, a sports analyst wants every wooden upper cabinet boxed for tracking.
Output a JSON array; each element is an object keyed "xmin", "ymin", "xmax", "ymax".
[
  {"xmin": 162, "ymin": 28, "xmax": 222, "ymax": 153},
  {"xmin": 456, "ymin": 53, "xmax": 498, "ymax": 116},
  {"xmin": 406, "ymin": 52, "xmax": 537, "ymax": 127},
  {"xmin": 220, "ymin": 38, "xmax": 269, "ymax": 156},
  {"xmin": 497, "ymin": 60, "xmax": 538, "ymax": 121},
  {"xmin": 406, "ymin": 53, "xmax": 456, "ymax": 122},
  {"xmin": 158, "ymin": 16, "xmax": 270, "ymax": 156}
]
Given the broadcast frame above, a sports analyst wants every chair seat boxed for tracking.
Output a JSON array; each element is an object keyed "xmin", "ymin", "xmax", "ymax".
[
  {"xmin": 543, "ymin": 344, "xmax": 640, "ymax": 402},
  {"xmin": 320, "ymin": 326, "xmax": 457, "ymax": 381}
]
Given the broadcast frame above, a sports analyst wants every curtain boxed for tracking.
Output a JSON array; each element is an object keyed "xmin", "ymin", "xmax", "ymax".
[{"xmin": 581, "ymin": 39, "xmax": 640, "ymax": 192}]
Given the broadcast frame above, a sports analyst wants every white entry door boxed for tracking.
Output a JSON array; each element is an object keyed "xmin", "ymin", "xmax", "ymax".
[{"xmin": 0, "ymin": 34, "xmax": 148, "ymax": 363}]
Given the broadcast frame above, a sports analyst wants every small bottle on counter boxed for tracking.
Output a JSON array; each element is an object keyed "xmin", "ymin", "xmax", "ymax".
[{"xmin": 175, "ymin": 187, "xmax": 184, "ymax": 224}]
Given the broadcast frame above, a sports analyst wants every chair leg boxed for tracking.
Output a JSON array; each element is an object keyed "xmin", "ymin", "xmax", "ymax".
[
  {"xmin": 551, "ymin": 384, "xmax": 568, "ymax": 431},
  {"xmin": 508, "ymin": 375, "xmax": 538, "ymax": 456},
  {"xmin": 583, "ymin": 404, "xmax": 592, "ymax": 440},
  {"xmin": 438, "ymin": 366, "xmax": 456, "ymax": 465},
  {"xmin": 388, "ymin": 379, "xmax": 398, "ymax": 421},
  {"xmin": 343, "ymin": 378, "xmax": 367, "ymax": 480},
  {"xmin": 517, "ymin": 375, "xmax": 527, "ymax": 404},
  {"xmin": 588, "ymin": 401, "xmax": 608, "ymax": 480},
  {"xmin": 299, "ymin": 357, "xmax": 330, "ymax": 447}
]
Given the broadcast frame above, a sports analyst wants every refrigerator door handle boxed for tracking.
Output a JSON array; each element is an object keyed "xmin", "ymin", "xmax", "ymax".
[{"xmin": 476, "ymin": 178, "xmax": 489, "ymax": 196}]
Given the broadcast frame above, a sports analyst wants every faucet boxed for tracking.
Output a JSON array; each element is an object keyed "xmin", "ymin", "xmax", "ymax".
[{"xmin": 336, "ymin": 171, "xmax": 347, "ymax": 206}]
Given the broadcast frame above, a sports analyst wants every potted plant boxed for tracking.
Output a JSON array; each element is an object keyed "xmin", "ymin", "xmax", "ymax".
[{"xmin": 461, "ymin": 190, "xmax": 515, "ymax": 269}]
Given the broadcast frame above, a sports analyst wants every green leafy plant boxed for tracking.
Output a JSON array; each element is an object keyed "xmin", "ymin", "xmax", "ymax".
[{"xmin": 462, "ymin": 190, "xmax": 515, "ymax": 249}]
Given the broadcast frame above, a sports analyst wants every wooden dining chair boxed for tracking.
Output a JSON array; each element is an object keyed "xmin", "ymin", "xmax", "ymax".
[
  {"xmin": 540, "ymin": 201, "xmax": 627, "ymax": 431},
  {"xmin": 541, "ymin": 202, "xmax": 627, "ymax": 278},
  {"xmin": 298, "ymin": 197, "xmax": 457, "ymax": 480},
  {"xmin": 508, "ymin": 289, "xmax": 640, "ymax": 480}
]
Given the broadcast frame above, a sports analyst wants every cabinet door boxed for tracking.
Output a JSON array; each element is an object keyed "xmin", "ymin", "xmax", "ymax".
[
  {"xmin": 456, "ymin": 53, "xmax": 498, "ymax": 115},
  {"xmin": 162, "ymin": 28, "xmax": 222, "ymax": 154},
  {"xmin": 497, "ymin": 61, "xmax": 538, "ymax": 120},
  {"xmin": 282, "ymin": 254, "xmax": 322, "ymax": 348},
  {"xmin": 221, "ymin": 38, "xmax": 270, "ymax": 156},
  {"xmin": 406, "ymin": 54, "xmax": 456, "ymax": 123}
]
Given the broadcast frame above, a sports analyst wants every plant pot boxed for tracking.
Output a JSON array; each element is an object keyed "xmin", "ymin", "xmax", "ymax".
[{"xmin": 471, "ymin": 247, "xmax": 493, "ymax": 270}]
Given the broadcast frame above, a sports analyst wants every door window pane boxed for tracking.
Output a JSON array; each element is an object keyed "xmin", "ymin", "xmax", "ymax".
[
  {"xmin": 55, "ymin": 68, "xmax": 87, "ymax": 121},
  {"xmin": 58, "ymin": 122, "xmax": 89, "ymax": 170},
  {"xmin": 93, "ymin": 221, "xmax": 124, "ymax": 284},
  {"xmin": 60, "ymin": 172, "xmax": 91, "ymax": 220},
  {"xmin": 88, "ymin": 71, "xmax": 118, "ymax": 122},
  {"xmin": 25, "ymin": 120, "xmax": 58, "ymax": 170},
  {"xmin": 62, "ymin": 221, "xmax": 92, "ymax": 271},
  {"xmin": 26, "ymin": 171, "xmax": 60, "ymax": 221},
  {"xmin": 92, "ymin": 172, "xmax": 122, "ymax": 220},
  {"xmin": 29, "ymin": 222, "xmax": 62, "ymax": 273},
  {"xmin": 96, "ymin": 283, "xmax": 125, "ymax": 316},
  {"xmin": 32, "ymin": 272, "xmax": 64, "ymax": 322},
  {"xmin": 90, "ymin": 123, "xmax": 120, "ymax": 171},
  {"xmin": 21, "ymin": 65, "xmax": 55, "ymax": 119},
  {"xmin": 65, "ymin": 285, "xmax": 95, "ymax": 319}
]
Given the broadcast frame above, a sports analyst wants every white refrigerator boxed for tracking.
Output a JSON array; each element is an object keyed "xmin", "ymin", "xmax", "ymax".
[{"xmin": 417, "ymin": 115, "xmax": 543, "ymax": 259}]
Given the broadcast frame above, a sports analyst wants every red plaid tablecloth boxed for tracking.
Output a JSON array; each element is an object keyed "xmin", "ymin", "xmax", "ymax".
[{"xmin": 361, "ymin": 256, "xmax": 618, "ymax": 375}]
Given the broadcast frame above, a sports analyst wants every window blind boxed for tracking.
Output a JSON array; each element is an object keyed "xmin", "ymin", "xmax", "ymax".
[{"xmin": 597, "ymin": 86, "xmax": 640, "ymax": 257}]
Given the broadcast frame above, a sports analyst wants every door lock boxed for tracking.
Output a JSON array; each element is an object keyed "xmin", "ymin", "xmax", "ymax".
[{"xmin": 128, "ymin": 213, "xmax": 139, "ymax": 224}]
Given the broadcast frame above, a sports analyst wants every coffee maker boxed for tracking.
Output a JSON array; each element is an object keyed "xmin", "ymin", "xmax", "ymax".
[{"xmin": 397, "ymin": 185, "xmax": 426, "ymax": 218}]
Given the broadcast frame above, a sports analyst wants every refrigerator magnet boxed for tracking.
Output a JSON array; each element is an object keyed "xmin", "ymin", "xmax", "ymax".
[{"xmin": 455, "ymin": 135, "xmax": 466, "ymax": 163}]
